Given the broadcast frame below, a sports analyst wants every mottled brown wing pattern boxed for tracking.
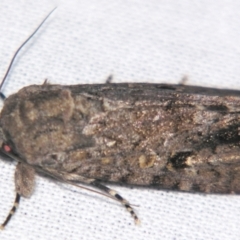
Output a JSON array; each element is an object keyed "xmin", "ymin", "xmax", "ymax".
[
  {"xmin": 1, "ymin": 83, "xmax": 240, "ymax": 227},
  {"xmin": 1, "ymin": 83, "xmax": 240, "ymax": 192}
]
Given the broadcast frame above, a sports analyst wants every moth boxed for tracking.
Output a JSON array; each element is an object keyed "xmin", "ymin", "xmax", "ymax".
[{"xmin": 1, "ymin": 8, "xmax": 240, "ymax": 229}]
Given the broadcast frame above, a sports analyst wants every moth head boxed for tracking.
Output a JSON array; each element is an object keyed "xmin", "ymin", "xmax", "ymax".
[{"xmin": 0, "ymin": 8, "xmax": 57, "ymax": 164}]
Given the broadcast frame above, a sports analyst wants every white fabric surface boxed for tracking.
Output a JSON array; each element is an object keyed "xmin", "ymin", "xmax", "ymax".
[{"xmin": 0, "ymin": 0, "xmax": 240, "ymax": 239}]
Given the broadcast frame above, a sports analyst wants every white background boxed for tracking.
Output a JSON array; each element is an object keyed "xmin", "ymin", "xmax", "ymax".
[{"xmin": 0, "ymin": 0, "xmax": 240, "ymax": 239}]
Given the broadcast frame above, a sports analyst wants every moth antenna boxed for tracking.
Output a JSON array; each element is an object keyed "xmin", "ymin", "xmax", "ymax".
[{"xmin": 0, "ymin": 7, "xmax": 57, "ymax": 100}]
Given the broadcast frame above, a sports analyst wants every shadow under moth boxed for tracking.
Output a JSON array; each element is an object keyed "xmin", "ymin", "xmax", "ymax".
[{"xmin": 1, "ymin": 8, "xmax": 240, "ymax": 229}]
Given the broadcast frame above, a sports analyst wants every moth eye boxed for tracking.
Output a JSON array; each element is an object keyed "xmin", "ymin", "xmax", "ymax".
[{"xmin": 2, "ymin": 143, "xmax": 11, "ymax": 152}]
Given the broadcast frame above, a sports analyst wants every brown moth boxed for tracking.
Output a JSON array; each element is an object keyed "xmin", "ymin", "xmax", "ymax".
[{"xmin": 1, "ymin": 8, "xmax": 240, "ymax": 229}]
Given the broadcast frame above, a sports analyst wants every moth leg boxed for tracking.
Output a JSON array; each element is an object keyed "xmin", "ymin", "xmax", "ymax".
[
  {"xmin": 179, "ymin": 75, "xmax": 189, "ymax": 85},
  {"xmin": 0, "ymin": 92, "xmax": 6, "ymax": 100},
  {"xmin": 1, "ymin": 162, "xmax": 35, "ymax": 229},
  {"xmin": 63, "ymin": 173, "xmax": 140, "ymax": 224},
  {"xmin": 15, "ymin": 162, "xmax": 35, "ymax": 198},
  {"xmin": 105, "ymin": 75, "xmax": 113, "ymax": 84},
  {"xmin": 91, "ymin": 180, "xmax": 140, "ymax": 225},
  {"xmin": 0, "ymin": 193, "xmax": 20, "ymax": 230},
  {"xmin": 43, "ymin": 78, "xmax": 48, "ymax": 85}
]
